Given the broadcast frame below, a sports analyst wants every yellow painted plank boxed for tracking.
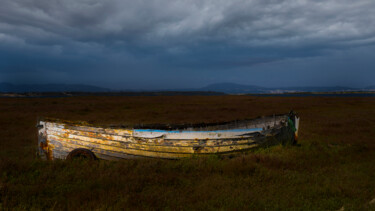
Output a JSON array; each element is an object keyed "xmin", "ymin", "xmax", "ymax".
[
  {"xmin": 47, "ymin": 137, "xmax": 192, "ymax": 159},
  {"xmin": 46, "ymin": 122, "xmax": 133, "ymax": 136},
  {"xmin": 47, "ymin": 134, "xmax": 260, "ymax": 158},
  {"xmin": 48, "ymin": 142, "xmax": 144, "ymax": 160},
  {"xmin": 47, "ymin": 127, "xmax": 258, "ymax": 147},
  {"xmin": 47, "ymin": 132, "xmax": 259, "ymax": 154}
]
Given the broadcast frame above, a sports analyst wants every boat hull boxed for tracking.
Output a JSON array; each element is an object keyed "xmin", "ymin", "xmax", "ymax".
[{"xmin": 37, "ymin": 113, "xmax": 299, "ymax": 160}]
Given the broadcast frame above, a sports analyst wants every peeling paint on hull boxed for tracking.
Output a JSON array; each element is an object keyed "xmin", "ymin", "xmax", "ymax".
[{"xmin": 37, "ymin": 112, "xmax": 300, "ymax": 160}]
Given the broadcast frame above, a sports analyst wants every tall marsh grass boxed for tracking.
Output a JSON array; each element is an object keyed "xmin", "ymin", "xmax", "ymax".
[{"xmin": 0, "ymin": 96, "xmax": 374, "ymax": 210}]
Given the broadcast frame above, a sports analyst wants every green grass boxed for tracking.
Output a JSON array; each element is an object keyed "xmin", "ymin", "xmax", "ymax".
[{"xmin": 1, "ymin": 96, "xmax": 375, "ymax": 210}]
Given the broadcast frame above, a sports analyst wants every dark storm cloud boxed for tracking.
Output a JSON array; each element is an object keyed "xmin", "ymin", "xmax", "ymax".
[
  {"xmin": 2, "ymin": 0, "xmax": 375, "ymax": 49},
  {"xmin": 1, "ymin": 0, "xmax": 375, "ymax": 88}
]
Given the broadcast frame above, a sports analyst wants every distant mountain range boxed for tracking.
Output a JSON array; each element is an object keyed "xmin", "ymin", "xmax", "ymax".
[
  {"xmin": 197, "ymin": 83, "xmax": 373, "ymax": 94},
  {"xmin": 0, "ymin": 83, "xmax": 111, "ymax": 93},
  {"xmin": 365, "ymin": 85, "xmax": 375, "ymax": 90},
  {"xmin": 198, "ymin": 83, "xmax": 267, "ymax": 93},
  {"xmin": 0, "ymin": 82, "xmax": 374, "ymax": 94}
]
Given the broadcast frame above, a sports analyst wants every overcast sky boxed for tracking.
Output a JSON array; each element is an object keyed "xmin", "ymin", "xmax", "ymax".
[{"xmin": 1, "ymin": 0, "xmax": 375, "ymax": 89}]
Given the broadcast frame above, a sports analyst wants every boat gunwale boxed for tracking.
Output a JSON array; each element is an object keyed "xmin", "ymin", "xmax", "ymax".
[{"xmin": 38, "ymin": 113, "xmax": 290, "ymax": 131}]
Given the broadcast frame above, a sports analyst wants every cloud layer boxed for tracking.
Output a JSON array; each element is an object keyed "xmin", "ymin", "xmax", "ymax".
[{"xmin": 1, "ymin": 0, "xmax": 375, "ymax": 88}]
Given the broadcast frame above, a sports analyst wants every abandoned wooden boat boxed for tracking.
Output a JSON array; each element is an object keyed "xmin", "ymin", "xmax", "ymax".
[{"xmin": 37, "ymin": 111, "xmax": 299, "ymax": 160}]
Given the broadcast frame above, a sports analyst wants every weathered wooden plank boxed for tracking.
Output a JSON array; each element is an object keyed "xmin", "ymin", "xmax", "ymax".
[
  {"xmin": 46, "ymin": 119, "xmax": 286, "ymax": 140},
  {"xmin": 46, "ymin": 121, "xmax": 262, "ymax": 140},
  {"xmin": 48, "ymin": 138, "xmax": 192, "ymax": 159},
  {"xmin": 46, "ymin": 122, "xmax": 133, "ymax": 136},
  {"xmin": 47, "ymin": 134, "xmax": 260, "ymax": 154},
  {"xmin": 47, "ymin": 135, "xmax": 260, "ymax": 158},
  {"xmin": 48, "ymin": 142, "xmax": 142, "ymax": 160},
  {"xmin": 46, "ymin": 128, "xmax": 259, "ymax": 148},
  {"xmin": 48, "ymin": 140, "xmax": 179, "ymax": 160},
  {"xmin": 92, "ymin": 149, "xmax": 150, "ymax": 160},
  {"xmin": 132, "ymin": 128, "xmax": 263, "ymax": 139},
  {"xmin": 47, "ymin": 126, "xmax": 132, "ymax": 142}
]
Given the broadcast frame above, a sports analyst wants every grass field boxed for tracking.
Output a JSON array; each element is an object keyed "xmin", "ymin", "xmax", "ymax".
[{"xmin": 0, "ymin": 96, "xmax": 375, "ymax": 210}]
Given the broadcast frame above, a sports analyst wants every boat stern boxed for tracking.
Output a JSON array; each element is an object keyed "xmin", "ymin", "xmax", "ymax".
[
  {"xmin": 288, "ymin": 111, "xmax": 300, "ymax": 143},
  {"xmin": 37, "ymin": 120, "xmax": 52, "ymax": 160}
]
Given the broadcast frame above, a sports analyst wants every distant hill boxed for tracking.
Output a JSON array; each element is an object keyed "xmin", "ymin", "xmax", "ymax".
[
  {"xmin": 267, "ymin": 86, "xmax": 357, "ymax": 93},
  {"xmin": 197, "ymin": 83, "xmax": 361, "ymax": 94},
  {"xmin": 0, "ymin": 83, "xmax": 111, "ymax": 93},
  {"xmin": 199, "ymin": 83, "xmax": 268, "ymax": 94}
]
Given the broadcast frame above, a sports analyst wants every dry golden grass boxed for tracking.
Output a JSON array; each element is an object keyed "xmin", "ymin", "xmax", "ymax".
[{"xmin": 0, "ymin": 96, "xmax": 375, "ymax": 210}]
